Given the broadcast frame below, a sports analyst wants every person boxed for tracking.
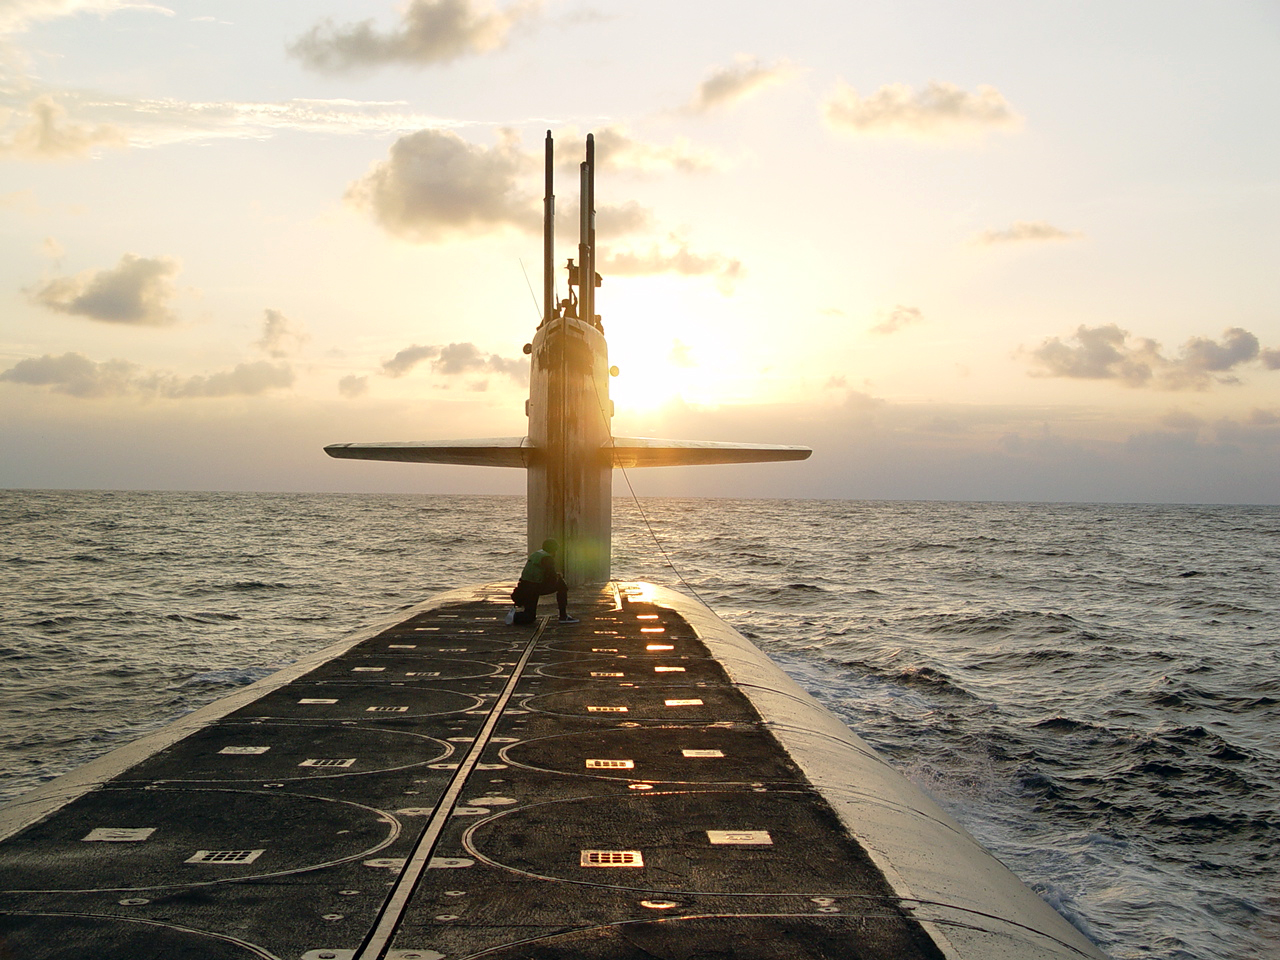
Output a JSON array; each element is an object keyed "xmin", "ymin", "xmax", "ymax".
[{"xmin": 509, "ymin": 538, "xmax": 579, "ymax": 625}]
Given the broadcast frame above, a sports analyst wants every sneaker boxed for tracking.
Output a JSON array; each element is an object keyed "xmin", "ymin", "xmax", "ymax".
[
  {"xmin": 558, "ymin": 615, "xmax": 580, "ymax": 624},
  {"xmin": 504, "ymin": 608, "xmax": 516, "ymax": 625}
]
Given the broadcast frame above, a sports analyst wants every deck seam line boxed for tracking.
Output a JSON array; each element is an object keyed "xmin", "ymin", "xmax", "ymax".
[{"xmin": 355, "ymin": 615, "xmax": 550, "ymax": 960}]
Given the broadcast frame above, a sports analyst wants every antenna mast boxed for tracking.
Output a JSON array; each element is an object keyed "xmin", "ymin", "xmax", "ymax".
[{"xmin": 543, "ymin": 131, "xmax": 554, "ymax": 325}]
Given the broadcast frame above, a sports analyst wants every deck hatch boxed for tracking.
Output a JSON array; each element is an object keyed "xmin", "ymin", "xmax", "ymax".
[
  {"xmin": 654, "ymin": 666, "xmax": 685, "ymax": 672},
  {"xmin": 299, "ymin": 698, "xmax": 338, "ymax": 705},
  {"xmin": 707, "ymin": 831, "xmax": 772, "ymax": 845},
  {"xmin": 646, "ymin": 644, "xmax": 674, "ymax": 651},
  {"xmin": 186, "ymin": 849, "xmax": 265, "ymax": 864},
  {"xmin": 352, "ymin": 667, "xmax": 385, "ymax": 672},
  {"xmin": 83, "ymin": 828, "xmax": 155, "ymax": 842},
  {"xmin": 665, "ymin": 699, "xmax": 703, "ymax": 706},
  {"xmin": 640, "ymin": 627, "xmax": 666, "ymax": 634},
  {"xmin": 682, "ymin": 749, "xmax": 725, "ymax": 758},
  {"xmin": 580, "ymin": 850, "xmax": 643, "ymax": 867},
  {"xmin": 586, "ymin": 759, "xmax": 634, "ymax": 769},
  {"xmin": 219, "ymin": 746, "xmax": 270, "ymax": 755},
  {"xmin": 388, "ymin": 644, "xmax": 417, "ymax": 649}
]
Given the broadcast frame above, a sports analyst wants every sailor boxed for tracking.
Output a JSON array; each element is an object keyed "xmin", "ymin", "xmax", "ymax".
[{"xmin": 509, "ymin": 539, "xmax": 578, "ymax": 625}]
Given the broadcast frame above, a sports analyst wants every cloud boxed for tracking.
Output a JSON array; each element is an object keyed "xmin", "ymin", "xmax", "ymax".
[
  {"xmin": 256, "ymin": 309, "xmax": 306, "ymax": 358},
  {"xmin": 823, "ymin": 80, "xmax": 1021, "ymax": 140},
  {"xmin": 0, "ymin": 352, "xmax": 139, "ymax": 397},
  {"xmin": 381, "ymin": 341, "xmax": 525, "ymax": 381},
  {"xmin": 0, "ymin": 0, "xmax": 171, "ymax": 34},
  {"xmin": 1263, "ymin": 349, "xmax": 1280, "ymax": 370},
  {"xmin": 669, "ymin": 339, "xmax": 695, "ymax": 368},
  {"xmin": 289, "ymin": 0, "xmax": 539, "ymax": 72},
  {"xmin": 0, "ymin": 87, "xmax": 473, "ymax": 148},
  {"xmin": 0, "ymin": 95, "xmax": 126, "ymax": 159},
  {"xmin": 0, "ymin": 352, "xmax": 293, "ymax": 398},
  {"xmin": 973, "ymin": 221, "xmax": 1084, "ymax": 245},
  {"xmin": 871, "ymin": 305, "xmax": 923, "ymax": 335},
  {"xmin": 1029, "ymin": 324, "xmax": 1270, "ymax": 390},
  {"xmin": 687, "ymin": 55, "xmax": 797, "ymax": 113},
  {"xmin": 382, "ymin": 344, "xmax": 440, "ymax": 378},
  {"xmin": 1164, "ymin": 327, "xmax": 1260, "ymax": 389},
  {"xmin": 338, "ymin": 374, "xmax": 369, "ymax": 399},
  {"xmin": 162, "ymin": 361, "xmax": 294, "ymax": 398},
  {"xmin": 28, "ymin": 253, "xmax": 181, "ymax": 325},
  {"xmin": 347, "ymin": 128, "xmax": 538, "ymax": 242},
  {"xmin": 599, "ymin": 241, "xmax": 742, "ymax": 289},
  {"xmin": 590, "ymin": 126, "xmax": 718, "ymax": 176}
]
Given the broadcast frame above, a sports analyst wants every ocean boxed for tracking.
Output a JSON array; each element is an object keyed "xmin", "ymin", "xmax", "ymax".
[{"xmin": 1, "ymin": 489, "xmax": 1276, "ymax": 960}]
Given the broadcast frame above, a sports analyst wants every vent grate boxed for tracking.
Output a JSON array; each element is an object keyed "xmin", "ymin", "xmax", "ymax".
[
  {"xmin": 586, "ymin": 759, "xmax": 635, "ymax": 769},
  {"xmin": 590, "ymin": 672, "xmax": 624, "ymax": 678},
  {"xmin": 300, "ymin": 758, "xmax": 356, "ymax": 768},
  {"xmin": 219, "ymin": 746, "xmax": 270, "ymax": 755},
  {"xmin": 186, "ymin": 849, "xmax": 265, "ymax": 864},
  {"xmin": 366, "ymin": 706, "xmax": 409, "ymax": 713},
  {"xmin": 586, "ymin": 706, "xmax": 628, "ymax": 713},
  {"xmin": 580, "ymin": 850, "xmax": 643, "ymax": 867}
]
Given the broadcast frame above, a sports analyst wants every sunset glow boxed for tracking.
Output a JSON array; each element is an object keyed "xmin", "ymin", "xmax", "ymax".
[{"xmin": 1, "ymin": 1, "xmax": 1277, "ymax": 502}]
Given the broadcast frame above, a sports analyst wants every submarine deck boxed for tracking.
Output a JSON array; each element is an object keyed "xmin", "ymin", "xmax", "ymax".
[{"xmin": 0, "ymin": 583, "xmax": 1104, "ymax": 960}]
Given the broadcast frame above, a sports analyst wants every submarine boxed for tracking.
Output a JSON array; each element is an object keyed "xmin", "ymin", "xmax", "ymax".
[{"xmin": 0, "ymin": 134, "xmax": 1109, "ymax": 960}]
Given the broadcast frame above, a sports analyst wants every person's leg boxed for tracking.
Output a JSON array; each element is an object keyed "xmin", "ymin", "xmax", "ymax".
[
  {"xmin": 555, "ymin": 576, "xmax": 568, "ymax": 619},
  {"xmin": 512, "ymin": 581, "xmax": 539, "ymax": 625}
]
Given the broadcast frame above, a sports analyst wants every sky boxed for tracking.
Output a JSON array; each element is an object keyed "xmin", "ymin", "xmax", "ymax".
[{"xmin": 1, "ymin": 0, "xmax": 1278, "ymax": 503}]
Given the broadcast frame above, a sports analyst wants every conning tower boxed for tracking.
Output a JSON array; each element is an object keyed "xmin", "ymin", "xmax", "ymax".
[{"xmin": 326, "ymin": 134, "xmax": 810, "ymax": 583}]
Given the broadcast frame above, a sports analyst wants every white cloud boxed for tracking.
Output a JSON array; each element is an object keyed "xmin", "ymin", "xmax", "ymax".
[
  {"xmin": 347, "ymin": 128, "xmax": 538, "ymax": 242},
  {"xmin": 669, "ymin": 339, "xmax": 695, "ymax": 368},
  {"xmin": 1029, "ymin": 324, "xmax": 1271, "ymax": 390},
  {"xmin": 589, "ymin": 125, "xmax": 718, "ymax": 176},
  {"xmin": 973, "ymin": 221, "xmax": 1084, "ymax": 245},
  {"xmin": 0, "ymin": 95, "xmax": 126, "ymax": 159},
  {"xmin": 599, "ymin": 241, "xmax": 742, "ymax": 290},
  {"xmin": 162, "ymin": 361, "xmax": 293, "ymax": 398},
  {"xmin": 338, "ymin": 374, "xmax": 369, "ymax": 399},
  {"xmin": 687, "ymin": 55, "xmax": 797, "ymax": 113},
  {"xmin": 0, "ymin": 352, "xmax": 294, "ymax": 398},
  {"xmin": 382, "ymin": 343, "xmax": 440, "ymax": 378},
  {"xmin": 0, "ymin": 0, "xmax": 171, "ymax": 35},
  {"xmin": 870, "ymin": 305, "xmax": 923, "ymax": 335},
  {"xmin": 28, "ymin": 253, "xmax": 181, "ymax": 325},
  {"xmin": 256, "ymin": 309, "xmax": 306, "ymax": 358},
  {"xmin": 824, "ymin": 80, "xmax": 1021, "ymax": 140},
  {"xmin": 289, "ymin": 0, "xmax": 540, "ymax": 72},
  {"xmin": 381, "ymin": 341, "xmax": 525, "ymax": 382},
  {"xmin": 0, "ymin": 86, "xmax": 471, "ymax": 149}
]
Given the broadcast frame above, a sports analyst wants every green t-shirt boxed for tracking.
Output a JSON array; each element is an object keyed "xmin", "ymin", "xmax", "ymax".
[{"xmin": 520, "ymin": 549, "xmax": 553, "ymax": 583}]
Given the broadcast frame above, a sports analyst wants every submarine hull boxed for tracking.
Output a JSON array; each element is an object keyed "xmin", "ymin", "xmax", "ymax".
[{"xmin": 0, "ymin": 582, "xmax": 1105, "ymax": 960}]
